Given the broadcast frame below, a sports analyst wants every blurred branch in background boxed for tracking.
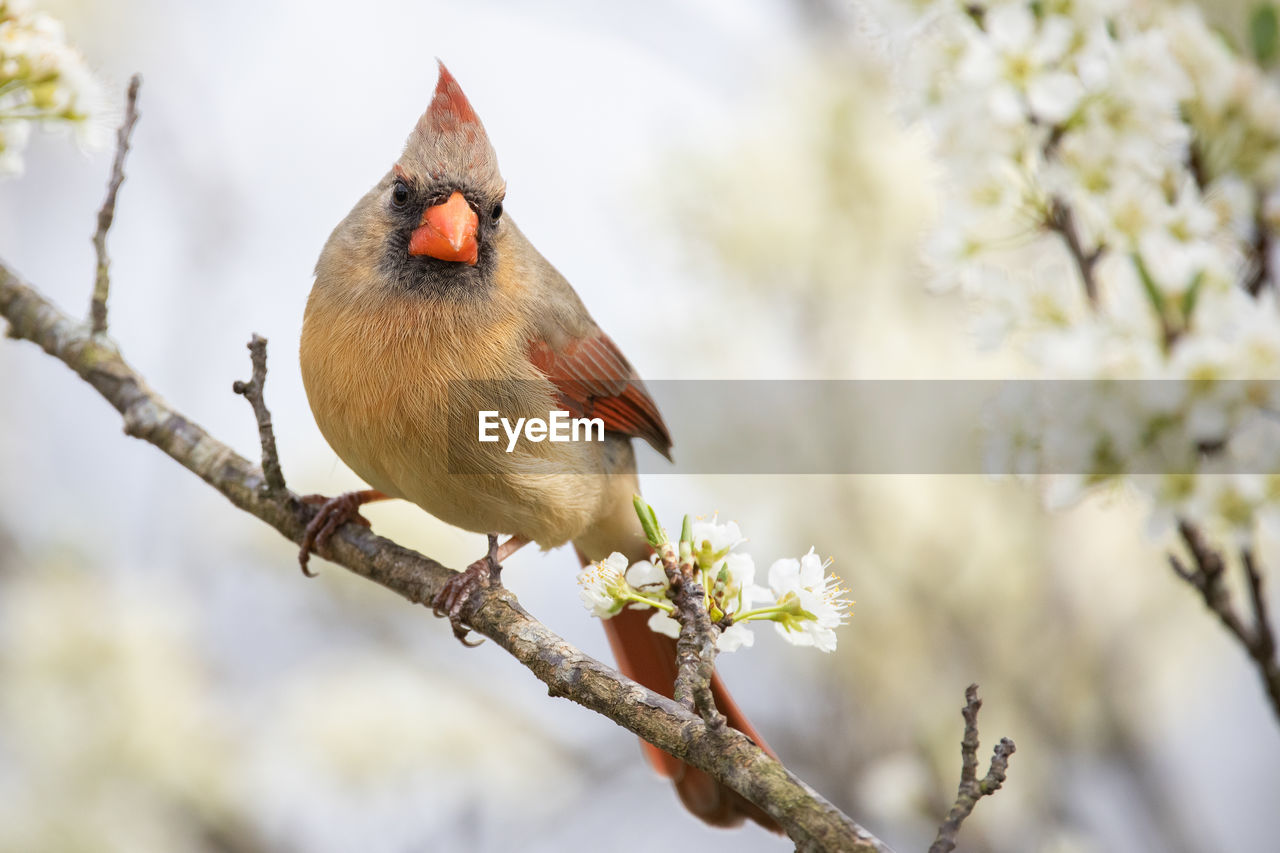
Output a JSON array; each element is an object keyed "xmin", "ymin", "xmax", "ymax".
[{"xmin": 1170, "ymin": 520, "xmax": 1280, "ymax": 722}]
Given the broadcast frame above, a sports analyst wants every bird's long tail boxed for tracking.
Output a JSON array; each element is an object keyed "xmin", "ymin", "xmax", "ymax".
[
  {"xmin": 598, "ymin": 601, "xmax": 780, "ymax": 830},
  {"xmin": 573, "ymin": 477, "xmax": 779, "ymax": 831}
]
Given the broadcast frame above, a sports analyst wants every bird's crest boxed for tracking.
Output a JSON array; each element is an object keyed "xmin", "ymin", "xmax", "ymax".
[
  {"xmin": 398, "ymin": 61, "xmax": 503, "ymax": 196},
  {"xmin": 425, "ymin": 62, "xmax": 481, "ymax": 131}
]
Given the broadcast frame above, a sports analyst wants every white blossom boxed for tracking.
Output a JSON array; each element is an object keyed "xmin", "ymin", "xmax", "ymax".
[
  {"xmin": 716, "ymin": 621, "xmax": 756, "ymax": 652},
  {"xmin": 623, "ymin": 550, "xmax": 765, "ymax": 652},
  {"xmin": 0, "ymin": 0, "xmax": 106, "ymax": 175},
  {"xmin": 646, "ymin": 609, "xmax": 681, "ymax": 639},
  {"xmin": 624, "ymin": 557, "xmax": 667, "ymax": 596},
  {"xmin": 690, "ymin": 515, "xmax": 746, "ymax": 560},
  {"xmin": 576, "ymin": 553, "xmax": 630, "ymax": 618},
  {"xmin": 587, "ymin": 504, "xmax": 852, "ymax": 654},
  {"xmin": 766, "ymin": 549, "xmax": 853, "ymax": 653}
]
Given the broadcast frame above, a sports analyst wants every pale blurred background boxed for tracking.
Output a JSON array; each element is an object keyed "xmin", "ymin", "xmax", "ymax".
[{"xmin": 2, "ymin": 1, "xmax": 1278, "ymax": 851}]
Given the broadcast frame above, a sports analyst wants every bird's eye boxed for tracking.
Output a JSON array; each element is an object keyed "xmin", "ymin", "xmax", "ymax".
[
  {"xmin": 490, "ymin": 202, "xmax": 503, "ymax": 222},
  {"xmin": 391, "ymin": 180, "xmax": 410, "ymax": 209}
]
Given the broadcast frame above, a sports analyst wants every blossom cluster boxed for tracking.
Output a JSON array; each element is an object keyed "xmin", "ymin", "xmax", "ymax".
[
  {"xmin": 577, "ymin": 504, "xmax": 852, "ymax": 652},
  {"xmin": 889, "ymin": 0, "xmax": 1280, "ymax": 539},
  {"xmin": 0, "ymin": 0, "xmax": 104, "ymax": 174}
]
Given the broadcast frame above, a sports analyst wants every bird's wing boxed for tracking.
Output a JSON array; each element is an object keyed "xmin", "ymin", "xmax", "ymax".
[{"xmin": 528, "ymin": 332, "xmax": 673, "ymax": 460}]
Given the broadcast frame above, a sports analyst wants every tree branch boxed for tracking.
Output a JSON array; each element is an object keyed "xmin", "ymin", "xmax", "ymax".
[
  {"xmin": 1169, "ymin": 520, "xmax": 1280, "ymax": 724},
  {"xmin": 231, "ymin": 334, "xmax": 286, "ymax": 494},
  {"xmin": 89, "ymin": 74, "xmax": 141, "ymax": 335},
  {"xmin": 1046, "ymin": 197, "xmax": 1101, "ymax": 307},
  {"xmin": 0, "ymin": 260, "xmax": 894, "ymax": 852},
  {"xmin": 1245, "ymin": 190, "xmax": 1274, "ymax": 297},
  {"xmin": 930, "ymin": 684, "xmax": 1016, "ymax": 853},
  {"xmin": 655, "ymin": 532, "xmax": 724, "ymax": 727}
]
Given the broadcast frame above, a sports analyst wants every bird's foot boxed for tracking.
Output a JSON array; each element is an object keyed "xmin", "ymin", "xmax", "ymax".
[
  {"xmin": 298, "ymin": 490, "xmax": 384, "ymax": 577},
  {"xmin": 433, "ymin": 533, "xmax": 505, "ymax": 646}
]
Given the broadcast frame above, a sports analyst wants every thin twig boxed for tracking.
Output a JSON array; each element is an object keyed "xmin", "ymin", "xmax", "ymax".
[
  {"xmin": 1243, "ymin": 549, "xmax": 1277, "ymax": 666},
  {"xmin": 1245, "ymin": 191, "xmax": 1274, "ymax": 297},
  {"xmin": 1170, "ymin": 522, "xmax": 1280, "ymax": 724},
  {"xmin": 655, "ymin": 539, "xmax": 725, "ymax": 727},
  {"xmin": 231, "ymin": 334, "xmax": 286, "ymax": 494},
  {"xmin": 1187, "ymin": 141, "xmax": 1209, "ymax": 192},
  {"xmin": 1046, "ymin": 197, "xmax": 1102, "ymax": 307},
  {"xmin": 930, "ymin": 684, "xmax": 1016, "ymax": 853},
  {"xmin": 89, "ymin": 74, "xmax": 141, "ymax": 335},
  {"xmin": 1039, "ymin": 124, "xmax": 1104, "ymax": 308}
]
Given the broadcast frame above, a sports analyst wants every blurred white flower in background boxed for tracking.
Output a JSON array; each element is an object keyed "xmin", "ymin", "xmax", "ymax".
[
  {"xmin": 245, "ymin": 651, "xmax": 584, "ymax": 852},
  {"xmin": 0, "ymin": 556, "xmax": 588, "ymax": 853},
  {"xmin": 885, "ymin": 0, "xmax": 1280, "ymax": 543},
  {"xmin": 0, "ymin": 564, "xmax": 237, "ymax": 851},
  {"xmin": 0, "ymin": 0, "xmax": 105, "ymax": 174}
]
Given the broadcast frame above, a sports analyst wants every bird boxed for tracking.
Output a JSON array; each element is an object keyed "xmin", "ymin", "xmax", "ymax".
[{"xmin": 299, "ymin": 62, "xmax": 777, "ymax": 830}]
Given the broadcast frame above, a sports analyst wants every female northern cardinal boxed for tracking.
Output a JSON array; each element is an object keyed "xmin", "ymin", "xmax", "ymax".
[{"xmin": 300, "ymin": 63, "xmax": 775, "ymax": 830}]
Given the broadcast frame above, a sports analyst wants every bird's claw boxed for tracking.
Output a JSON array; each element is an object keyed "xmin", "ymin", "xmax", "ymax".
[
  {"xmin": 298, "ymin": 492, "xmax": 373, "ymax": 577},
  {"xmin": 432, "ymin": 533, "xmax": 504, "ymax": 646}
]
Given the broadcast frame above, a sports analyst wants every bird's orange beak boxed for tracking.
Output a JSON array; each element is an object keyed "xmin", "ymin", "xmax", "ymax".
[{"xmin": 408, "ymin": 191, "xmax": 478, "ymax": 264}]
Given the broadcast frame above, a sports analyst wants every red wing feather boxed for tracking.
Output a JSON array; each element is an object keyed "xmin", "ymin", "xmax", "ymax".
[{"xmin": 529, "ymin": 334, "xmax": 673, "ymax": 460}]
